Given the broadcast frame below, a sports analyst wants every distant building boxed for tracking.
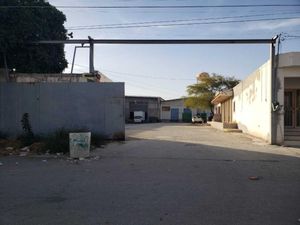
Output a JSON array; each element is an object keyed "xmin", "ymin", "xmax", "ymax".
[
  {"xmin": 211, "ymin": 89, "xmax": 234, "ymax": 125},
  {"xmin": 125, "ymin": 96, "xmax": 163, "ymax": 123},
  {"xmin": 161, "ymin": 98, "xmax": 210, "ymax": 122}
]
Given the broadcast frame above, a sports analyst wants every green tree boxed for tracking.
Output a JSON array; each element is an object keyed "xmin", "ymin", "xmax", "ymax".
[
  {"xmin": 0, "ymin": 0, "xmax": 68, "ymax": 73},
  {"xmin": 185, "ymin": 72, "xmax": 240, "ymax": 113}
]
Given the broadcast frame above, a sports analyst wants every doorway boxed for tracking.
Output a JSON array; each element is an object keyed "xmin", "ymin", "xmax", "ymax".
[{"xmin": 284, "ymin": 90, "xmax": 300, "ymax": 128}]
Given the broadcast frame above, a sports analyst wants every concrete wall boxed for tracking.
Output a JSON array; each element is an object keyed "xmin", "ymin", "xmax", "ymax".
[
  {"xmin": 233, "ymin": 61, "xmax": 272, "ymax": 142},
  {"xmin": 0, "ymin": 83, "xmax": 125, "ymax": 139},
  {"xmin": 0, "ymin": 70, "xmax": 112, "ymax": 83},
  {"xmin": 285, "ymin": 77, "xmax": 300, "ymax": 89},
  {"xmin": 233, "ymin": 52, "xmax": 300, "ymax": 144}
]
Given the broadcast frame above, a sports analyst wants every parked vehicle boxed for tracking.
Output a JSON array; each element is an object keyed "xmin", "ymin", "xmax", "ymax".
[
  {"xmin": 200, "ymin": 112, "xmax": 208, "ymax": 123},
  {"xmin": 134, "ymin": 111, "xmax": 145, "ymax": 123},
  {"xmin": 192, "ymin": 115, "xmax": 203, "ymax": 123}
]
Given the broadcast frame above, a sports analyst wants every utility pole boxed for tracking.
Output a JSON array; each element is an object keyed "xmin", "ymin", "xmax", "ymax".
[{"xmin": 270, "ymin": 35, "xmax": 279, "ymax": 145}]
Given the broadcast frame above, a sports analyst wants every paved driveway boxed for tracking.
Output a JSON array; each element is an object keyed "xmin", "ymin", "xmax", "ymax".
[{"xmin": 0, "ymin": 123, "xmax": 300, "ymax": 225}]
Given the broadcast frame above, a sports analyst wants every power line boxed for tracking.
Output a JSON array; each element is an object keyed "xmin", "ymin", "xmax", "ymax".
[
  {"xmin": 66, "ymin": 11, "xmax": 300, "ymax": 29},
  {"xmin": 101, "ymin": 68, "xmax": 195, "ymax": 81},
  {"xmin": 1, "ymin": 4, "xmax": 300, "ymax": 9},
  {"xmin": 67, "ymin": 16, "xmax": 300, "ymax": 30},
  {"xmin": 73, "ymin": 64, "xmax": 194, "ymax": 81}
]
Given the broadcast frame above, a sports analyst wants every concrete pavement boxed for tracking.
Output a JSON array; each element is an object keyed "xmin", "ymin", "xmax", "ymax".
[{"xmin": 0, "ymin": 123, "xmax": 299, "ymax": 225}]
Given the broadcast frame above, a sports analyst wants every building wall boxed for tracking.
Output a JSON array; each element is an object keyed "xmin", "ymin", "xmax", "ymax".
[
  {"xmin": 161, "ymin": 99, "xmax": 186, "ymax": 121},
  {"xmin": 273, "ymin": 53, "xmax": 300, "ymax": 144},
  {"xmin": 276, "ymin": 68, "xmax": 300, "ymax": 144},
  {"xmin": 221, "ymin": 98, "xmax": 233, "ymax": 123},
  {"xmin": 125, "ymin": 96, "xmax": 161, "ymax": 122},
  {"xmin": 0, "ymin": 83, "xmax": 125, "ymax": 139},
  {"xmin": 161, "ymin": 99, "xmax": 207, "ymax": 121},
  {"xmin": 233, "ymin": 52, "xmax": 300, "ymax": 144},
  {"xmin": 233, "ymin": 61, "xmax": 272, "ymax": 142}
]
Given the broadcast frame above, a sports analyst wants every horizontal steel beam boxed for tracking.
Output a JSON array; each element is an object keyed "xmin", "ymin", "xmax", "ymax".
[{"xmin": 34, "ymin": 38, "xmax": 276, "ymax": 45}]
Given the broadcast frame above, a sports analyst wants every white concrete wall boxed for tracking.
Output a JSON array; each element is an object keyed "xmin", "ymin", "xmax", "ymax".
[
  {"xmin": 233, "ymin": 52, "xmax": 300, "ymax": 144},
  {"xmin": 233, "ymin": 61, "xmax": 272, "ymax": 142}
]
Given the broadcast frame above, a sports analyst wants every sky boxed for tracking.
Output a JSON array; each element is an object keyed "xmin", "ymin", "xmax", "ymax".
[{"xmin": 48, "ymin": 0, "xmax": 300, "ymax": 100}]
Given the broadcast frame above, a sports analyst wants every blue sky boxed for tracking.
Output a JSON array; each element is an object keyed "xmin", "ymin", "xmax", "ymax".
[{"xmin": 49, "ymin": 0, "xmax": 300, "ymax": 99}]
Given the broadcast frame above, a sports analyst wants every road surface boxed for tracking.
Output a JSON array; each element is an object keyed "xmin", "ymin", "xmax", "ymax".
[{"xmin": 0, "ymin": 123, "xmax": 299, "ymax": 225}]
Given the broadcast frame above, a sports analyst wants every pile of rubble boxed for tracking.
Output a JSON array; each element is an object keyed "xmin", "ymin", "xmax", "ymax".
[{"xmin": 0, "ymin": 139, "xmax": 45, "ymax": 156}]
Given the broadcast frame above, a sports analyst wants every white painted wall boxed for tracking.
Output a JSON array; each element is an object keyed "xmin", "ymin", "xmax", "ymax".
[
  {"xmin": 232, "ymin": 52, "xmax": 300, "ymax": 144},
  {"xmin": 233, "ymin": 61, "xmax": 272, "ymax": 142}
]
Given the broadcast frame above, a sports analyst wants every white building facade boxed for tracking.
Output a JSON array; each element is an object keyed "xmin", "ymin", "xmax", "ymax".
[{"xmin": 232, "ymin": 52, "xmax": 300, "ymax": 146}]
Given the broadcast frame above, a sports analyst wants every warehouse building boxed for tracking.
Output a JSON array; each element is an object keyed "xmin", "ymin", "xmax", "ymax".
[
  {"xmin": 161, "ymin": 98, "xmax": 210, "ymax": 122},
  {"xmin": 125, "ymin": 96, "xmax": 163, "ymax": 123}
]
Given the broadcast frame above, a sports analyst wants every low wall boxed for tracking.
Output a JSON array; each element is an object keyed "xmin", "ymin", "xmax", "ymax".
[{"xmin": 0, "ymin": 83, "xmax": 125, "ymax": 139}]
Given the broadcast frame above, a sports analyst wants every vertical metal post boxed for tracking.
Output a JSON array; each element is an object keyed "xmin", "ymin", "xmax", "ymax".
[
  {"xmin": 89, "ymin": 37, "xmax": 95, "ymax": 74},
  {"xmin": 270, "ymin": 39, "xmax": 276, "ymax": 144},
  {"xmin": 71, "ymin": 46, "xmax": 77, "ymax": 74}
]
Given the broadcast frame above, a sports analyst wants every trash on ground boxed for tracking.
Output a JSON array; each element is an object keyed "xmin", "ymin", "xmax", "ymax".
[
  {"xmin": 20, "ymin": 146, "xmax": 30, "ymax": 152},
  {"xmin": 5, "ymin": 147, "xmax": 14, "ymax": 151},
  {"xmin": 248, "ymin": 176, "xmax": 260, "ymax": 180},
  {"xmin": 0, "ymin": 162, "xmax": 3, "ymax": 166},
  {"xmin": 42, "ymin": 159, "xmax": 47, "ymax": 163},
  {"xmin": 19, "ymin": 152, "xmax": 27, "ymax": 157}
]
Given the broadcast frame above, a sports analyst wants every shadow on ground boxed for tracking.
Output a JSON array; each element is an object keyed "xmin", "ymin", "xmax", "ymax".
[{"xmin": 0, "ymin": 137, "xmax": 300, "ymax": 225}]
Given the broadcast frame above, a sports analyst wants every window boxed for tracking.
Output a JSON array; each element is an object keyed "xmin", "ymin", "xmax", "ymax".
[{"xmin": 162, "ymin": 106, "xmax": 170, "ymax": 111}]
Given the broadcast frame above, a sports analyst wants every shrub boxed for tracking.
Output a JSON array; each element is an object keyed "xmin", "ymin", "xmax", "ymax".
[
  {"xmin": 19, "ymin": 113, "xmax": 35, "ymax": 146},
  {"xmin": 42, "ymin": 128, "xmax": 70, "ymax": 154},
  {"xmin": 91, "ymin": 133, "xmax": 109, "ymax": 147},
  {"xmin": 42, "ymin": 129, "xmax": 108, "ymax": 154},
  {"xmin": 0, "ymin": 131, "xmax": 8, "ymax": 139}
]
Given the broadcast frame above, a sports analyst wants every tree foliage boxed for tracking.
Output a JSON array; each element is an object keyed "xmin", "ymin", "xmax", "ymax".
[
  {"xmin": 185, "ymin": 72, "xmax": 240, "ymax": 112},
  {"xmin": 0, "ymin": 0, "xmax": 68, "ymax": 73}
]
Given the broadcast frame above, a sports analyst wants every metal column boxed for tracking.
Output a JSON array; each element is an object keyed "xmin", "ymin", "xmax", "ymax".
[
  {"xmin": 270, "ymin": 36, "xmax": 278, "ymax": 144},
  {"xmin": 88, "ymin": 37, "xmax": 95, "ymax": 74}
]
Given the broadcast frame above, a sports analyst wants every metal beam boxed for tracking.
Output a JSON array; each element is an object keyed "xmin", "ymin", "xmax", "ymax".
[
  {"xmin": 34, "ymin": 38, "xmax": 276, "ymax": 45},
  {"xmin": 71, "ymin": 46, "xmax": 89, "ymax": 74}
]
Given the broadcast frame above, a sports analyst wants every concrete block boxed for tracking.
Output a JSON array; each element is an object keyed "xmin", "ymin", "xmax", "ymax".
[{"xmin": 69, "ymin": 132, "xmax": 91, "ymax": 158}]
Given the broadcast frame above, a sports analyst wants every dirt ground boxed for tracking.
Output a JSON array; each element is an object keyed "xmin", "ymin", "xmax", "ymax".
[{"xmin": 0, "ymin": 123, "xmax": 300, "ymax": 225}]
